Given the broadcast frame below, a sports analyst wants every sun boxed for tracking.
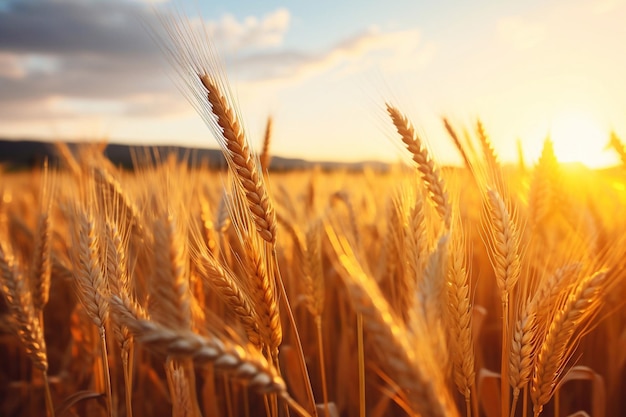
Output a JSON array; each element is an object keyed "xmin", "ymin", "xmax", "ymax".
[{"xmin": 549, "ymin": 111, "xmax": 613, "ymax": 168}]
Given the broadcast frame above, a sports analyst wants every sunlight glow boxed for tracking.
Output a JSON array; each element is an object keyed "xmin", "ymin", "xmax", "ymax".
[{"xmin": 549, "ymin": 112, "xmax": 613, "ymax": 168}]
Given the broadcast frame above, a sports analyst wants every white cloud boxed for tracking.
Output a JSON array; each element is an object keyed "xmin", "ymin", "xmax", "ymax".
[
  {"xmin": 0, "ymin": 0, "xmax": 437, "ymax": 150},
  {"xmin": 206, "ymin": 8, "xmax": 291, "ymax": 51},
  {"xmin": 230, "ymin": 26, "xmax": 433, "ymax": 84}
]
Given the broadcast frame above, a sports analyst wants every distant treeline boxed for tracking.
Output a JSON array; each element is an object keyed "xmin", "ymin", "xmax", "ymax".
[{"xmin": 0, "ymin": 139, "xmax": 389, "ymax": 173}]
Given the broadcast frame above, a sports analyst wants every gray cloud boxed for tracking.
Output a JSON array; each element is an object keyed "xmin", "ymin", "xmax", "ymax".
[
  {"xmin": 0, "ymin": 0, "xmax": 429, "ymax": 128},
  {"xmin": 0, "ymin": 0, "xmax": 159, "ymax": 55},
  {"xmin": 0, "ymin": 0, "xmax": 171, "ymax": 106}
]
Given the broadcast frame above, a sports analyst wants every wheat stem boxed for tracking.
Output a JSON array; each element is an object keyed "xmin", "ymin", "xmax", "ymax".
[
  {"xmin": 99, "ymin": 328, "xmax": 114, "ymax": 417},
  {"xmin": 315, "ymin": 316, "xmax": 330, "ymax": 417},
  {"xmin": 357, "ymin": 313, "xmax": 366, "ymax": 417},
  {"xmin": 42, "ymin": 371, "xmax": 55, "ymax": 417}
]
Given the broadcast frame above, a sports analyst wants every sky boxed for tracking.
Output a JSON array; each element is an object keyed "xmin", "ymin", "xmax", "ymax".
[{"xmin": 1, "ymin": 0, "xmax": 625, "ymax": 167}]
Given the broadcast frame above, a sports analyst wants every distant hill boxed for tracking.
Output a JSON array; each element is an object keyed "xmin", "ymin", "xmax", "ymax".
[{"xmin": 0, "ymin": 139, "xmax": 390, "ymax": 173}]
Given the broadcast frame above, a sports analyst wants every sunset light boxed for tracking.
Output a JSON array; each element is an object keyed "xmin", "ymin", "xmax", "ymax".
[{"xmin": 549, "ymin": 111, "xmax": 613, "ymax": 168}]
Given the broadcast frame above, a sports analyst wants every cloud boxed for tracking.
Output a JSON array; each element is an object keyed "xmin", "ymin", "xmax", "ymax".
[
  {"xmin": 497, "ymin": 17, "xmax": 545, "ymax": 50},
  {"xmin": 229, "ymin": 26, "xmax": 431, "ymax": 83},
  {"xmin": 206, "ymin": 8, "xmax": 291, "ymax": 51},
  {"xmin": 0, "ymin": 1, "xmax": 295, "ymax": 105},
  {"xmin": 0, "ymin": 0, "xmax": 168, "ymax": 102},
  {"xmin": 0, "ymin": 1, "xmax": 158, "ymax": 56},
  {"xmin": 0, "ymin": 0, "xmax": 432, "ymax": 139}
]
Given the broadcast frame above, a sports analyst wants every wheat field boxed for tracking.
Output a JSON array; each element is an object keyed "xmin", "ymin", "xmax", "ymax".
[{"xmin": 1, "ymin": 10, "xmax": 626, "ymax": 417}]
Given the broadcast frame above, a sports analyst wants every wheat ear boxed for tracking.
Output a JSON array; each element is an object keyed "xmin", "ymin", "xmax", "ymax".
[
  {"xmin": 199, "ymin": 74, "xmax": 277, "ymax": 244},
  {"xmin": 240, "ymin": 237, "xmax": 282, "ymax": 353},
  {"xmin": 484, "ymin": 188, "xmax": 521, "ymax": 298},
  {"xmin": 110, "ymin": 294, "xmax": 303, "ymax": 401},
  {"xmin": 400, "ymin": 192, "xmax": 427, "ymax": 324},
  {"xmin": 531, "ymin": 270, "xmax": 608, "ymax": 416},
  {"xmin": 93, "ymin": 166, "xmax": 144, "ymax": 236},
  {"xmin": 69, "ymin": 202, "xmax": 113, "ymax": 417},
  {"xmin": 326, "ymin": 224, "xmax": 459, "ymax": 417},
  {"xmin": 528, "ymin": 139, "xmax": 559, "ymax": 229},
  {"xmin": 228, "ymin": 187, "xmax": 282, "ymax": 353},
  {"xmin": 196, "ymin": 248, "xmax": 263, "ymax": 347},
  {"xmin": 509, "ymin": 307, "xmax": 539, "ymax": 417},
  {"xmin": 104, "ymin": 219, "xmax": 135, "ymax": 417},
  {"xmin": 30, "ymin": 162, "xmax": 53, "ymax": 314},
  {"xmin": 260, "ymin": 115, "xmax": 273, "ymax": 173},
  {"xmin": 159, "ymin": 13, "xmax": 314, "ymax": 413},
  {"xmin": 387, "ymin": 103, "xmax": 451, "ymax": 228},
  {"xmin": 150, "ymin": 208, "xmax": 192, "ymax": 330},
  {"xmin": 446, "ymin": 229, "xmax": 476, "ymax": 417},
  {"xmin": 476, "ymin": 119, "xmax": 501, "ymax": 172},
  {"xmin": 302, "ymin": 219, "xmax": 325, "ymax": 318},
  {"xmin": 442, "ymin": 117, "xmax": 473, "ymax": 171},
  {"xmin": 483, "ymin": 187, "xmax": 521, "ymax": 417},
  {"xmin": 0, "ymin": 233, "xmax": 55, "ymax": 417}
]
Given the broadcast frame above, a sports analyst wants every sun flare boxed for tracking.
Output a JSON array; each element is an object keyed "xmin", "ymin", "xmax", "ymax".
[{"xmin": 549, "ymin": 112, "xmax": 613, "ymax": 168}]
